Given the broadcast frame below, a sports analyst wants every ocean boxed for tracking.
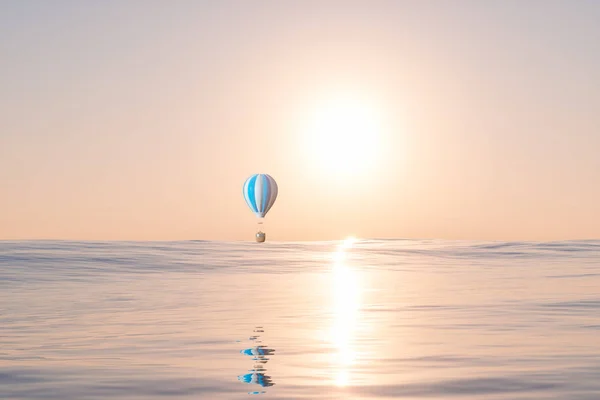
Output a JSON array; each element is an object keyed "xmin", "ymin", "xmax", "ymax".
[{"xmin": 1, "ymin": 239, "xmax": 600, "ymax": 399}]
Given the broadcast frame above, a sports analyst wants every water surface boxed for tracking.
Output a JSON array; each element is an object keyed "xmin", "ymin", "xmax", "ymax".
[{"xmin": 2, "ymin": 239, "xmax": 600, "ymax": 399}]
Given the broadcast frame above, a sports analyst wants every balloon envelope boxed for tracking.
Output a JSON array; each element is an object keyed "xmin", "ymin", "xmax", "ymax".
[{"xmin": 243, "ymin": 174, "xmax": 278, "ymax": 218}]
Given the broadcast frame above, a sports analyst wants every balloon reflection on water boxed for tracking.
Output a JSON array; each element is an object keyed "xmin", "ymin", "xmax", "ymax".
[{"xmin": 237, "ymin": 327, "xmax": 275, "ymax": 394}]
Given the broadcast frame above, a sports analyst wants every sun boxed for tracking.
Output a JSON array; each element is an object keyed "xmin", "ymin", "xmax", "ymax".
[{"xmin": 301, "ymin": 94, "xmax": 384, "ymax": 178}]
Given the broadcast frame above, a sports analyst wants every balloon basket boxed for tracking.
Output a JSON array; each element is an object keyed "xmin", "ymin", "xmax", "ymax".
[{"xmin": 256, "ymin": 231, "xmax": 266, "ymax": 243}]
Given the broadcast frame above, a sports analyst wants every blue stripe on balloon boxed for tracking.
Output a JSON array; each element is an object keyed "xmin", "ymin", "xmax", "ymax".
[
  {"xmin": 261, "ymin": 174, "xmax": 269, "ymax": 214},
  {"xmin": 246, "ymin": 174, "xmax": 258, "ymax": 214}
]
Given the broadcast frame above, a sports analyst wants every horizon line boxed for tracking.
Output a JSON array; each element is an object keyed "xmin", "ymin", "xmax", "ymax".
[{"xmin": 1, "ymin": 237, "xmax": 599, "ymax": 244}]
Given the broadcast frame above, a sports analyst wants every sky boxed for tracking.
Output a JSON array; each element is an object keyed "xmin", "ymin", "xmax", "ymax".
[{"xmin": 1, "ymin": 0, "xmax": 600, "ymax": 241}]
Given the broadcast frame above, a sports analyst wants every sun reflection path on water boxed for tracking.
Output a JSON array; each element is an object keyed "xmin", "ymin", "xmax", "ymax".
[{"xmin": 329, "ymin": 236, "xmax": 361, "ymax": 387}]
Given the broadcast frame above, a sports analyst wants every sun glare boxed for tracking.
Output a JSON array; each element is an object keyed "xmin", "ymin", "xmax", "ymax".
[
  {"xmin": 342, "ymin": 236, "xmax": 357, "ymax": 248},
  {"xmin": 302, "ymin": 95, "xmax": 384, "ymax": 178}
]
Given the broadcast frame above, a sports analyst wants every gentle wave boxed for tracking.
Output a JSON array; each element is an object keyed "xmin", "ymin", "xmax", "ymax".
[{"xmin": 2, "ymin": 239, "xmax": 600, "ymax": 399}]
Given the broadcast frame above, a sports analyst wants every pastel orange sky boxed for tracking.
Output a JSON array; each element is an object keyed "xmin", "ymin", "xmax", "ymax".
[{"xmin": 2, "ymin": 1, "xmax": 599, "ymax": 241}]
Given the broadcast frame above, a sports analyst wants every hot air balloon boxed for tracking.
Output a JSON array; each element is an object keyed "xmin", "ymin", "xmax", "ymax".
[{"xmin": 243, "ymin": 174, "xmax": 278, "ymax": 242}]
